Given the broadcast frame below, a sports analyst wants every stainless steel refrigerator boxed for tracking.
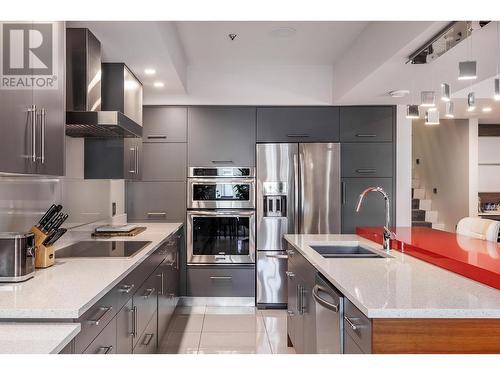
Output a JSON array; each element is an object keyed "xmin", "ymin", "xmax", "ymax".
[{"xmin": 256, "ymin": 143, "xmax": 341, "ymax": 308}]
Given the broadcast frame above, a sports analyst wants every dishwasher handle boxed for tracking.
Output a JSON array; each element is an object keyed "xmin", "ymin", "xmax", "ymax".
[{"xmin": 312, "ymin": 285, "xmax": 340, "ymax": 312}]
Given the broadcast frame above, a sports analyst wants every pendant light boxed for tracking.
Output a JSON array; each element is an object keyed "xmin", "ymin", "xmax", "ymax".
[
  {"xmin": 495, "ymin": 78, "xmax": 500, "ymax": 101},
  {"xmin": 458, "ymin": 24, "xmax": 477, "ymax": 80},
  {"xmin": 441, "ymin": 83, "xmax": 451, "ymax": 101},
  {"xmin": 425, "ymin": 109, "xmax": 440, "ymax": 125},
  {"xmin": 406, "ymin": 105, "xmax": 420, "ymax": 119},
  {"xmin": 421, "ymin": 91, "xmax": 436, "ymax": 107},
  {"xmin": 467, "ymin": 92, "xmax": 476, "ymax": 112},
  {"xmin": 445, "ymin": 101, "xmax": 454, "ymax": 118}
]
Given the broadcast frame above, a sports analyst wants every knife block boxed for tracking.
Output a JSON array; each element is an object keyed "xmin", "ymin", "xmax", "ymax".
[{"xmin": 31, "ymin": 226, "xmax": 55, "ymax": 269}]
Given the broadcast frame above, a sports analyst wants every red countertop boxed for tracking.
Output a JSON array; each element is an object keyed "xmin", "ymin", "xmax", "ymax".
[{"xmin": 356, "ymin": 227, "xmax": 500, "ymax": 290}]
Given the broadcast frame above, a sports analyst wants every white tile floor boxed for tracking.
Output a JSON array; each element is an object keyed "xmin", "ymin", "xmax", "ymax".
[{"xmin": 158, "ymin": 305, "xmax": 296, "ymax": 354}]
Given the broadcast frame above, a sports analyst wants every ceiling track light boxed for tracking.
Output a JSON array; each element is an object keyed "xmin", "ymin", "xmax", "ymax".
[
  {"xmin": 467, "ymin": 92, "xmax": 476, "ymax": 111},
  {"xmin": 445, "ymin": 101, "xmax": 454, "ymax": 118},
  {"xmin": 425, "ymin": 109, "xmax": 440, "ymax": 125},
  {"xmin": 458, "ymin": 60, "xmax": 477, "ymax": 80},
  {"xmin": 420, "ymin": 91, "xmax": 436, "ymax": 107},
  {"xmin": 495, "ymin": 78, "xmax": 500, "ymax": 101},
  {"xmin": 441, "ymin": 83, "xmax": 451, "ymax": 101},
  {"xmin": 406, "ymin": 104, "xmax": 420, "ymax": 119}
]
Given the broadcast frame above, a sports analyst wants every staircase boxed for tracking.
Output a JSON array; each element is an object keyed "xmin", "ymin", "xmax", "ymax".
[{"xmin": 411, "ymin": 177, "xmax": 445, "ymax": 231}]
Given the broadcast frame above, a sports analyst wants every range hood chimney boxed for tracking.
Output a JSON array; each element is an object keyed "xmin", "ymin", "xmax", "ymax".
[{"xmin": 65, "ymin": 28, "xmax": 143, "ymax": 138}]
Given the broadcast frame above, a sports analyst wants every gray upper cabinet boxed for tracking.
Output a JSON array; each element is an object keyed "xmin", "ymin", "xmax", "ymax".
[
  {"xmin": 341, "ymin": 177, "xmax": 394, "ymax": 234},
  {"xmin": 141, "ymin": 143, "xmax": 186, "ymax": 181},
  {"xmin": 256, "ymin": 107, "xmax": 339, "ymax": 143},
  {"xmin": 143, "ymin": 106, "xmax": 187, "ymax": 142},
  {"xmin": 0, "ymin": 21, "xmax": 65, "ymax": 176},
  {"xmin": 188, "ymin": 107, "xmax": 256, "ymax": 167},
  {"xmin": 341, "ymin": 143, "xmax": 394, "ymax": 178},
  {"xmin": 339, "ymin": 106, "xmax": 394, "ymax": 142}
]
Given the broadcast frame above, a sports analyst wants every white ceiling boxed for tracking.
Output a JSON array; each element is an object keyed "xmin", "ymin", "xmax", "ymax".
[{"xmin": 175, "ymin": 21, "xmax": 368, "ymax": 65}]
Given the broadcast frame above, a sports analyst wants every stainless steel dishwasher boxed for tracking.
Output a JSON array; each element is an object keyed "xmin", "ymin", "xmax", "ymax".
[{"xmin": 312, "ymin": 273, "xmax": 344, "ymax": 353}]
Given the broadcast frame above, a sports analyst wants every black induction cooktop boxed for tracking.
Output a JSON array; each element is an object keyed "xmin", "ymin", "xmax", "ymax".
[{"xmin": 56, "ymin": 241, "xmax": 152, "ymax": 258}]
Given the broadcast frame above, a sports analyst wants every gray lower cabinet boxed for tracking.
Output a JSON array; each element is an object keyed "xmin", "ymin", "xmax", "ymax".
[
  {"xmin": 186, "ymin": 266, "xmax": 255, "ymax": 297},
  {"xmin": 341, "ymin": 177, "xmax": 394, "ymax": 234},
  {"xmin": 256, "ymin": 107, "xmax": 340, "ymax": 143},
  {"xmin": 344, "ymin": 299, "xmax": 372, "ymax": 354},
  {"xmin": 187, "ymin": 107, "xmax": 256, "ymax": 167},
  {"xmin": 341, "ymin": 143, "xmax": 394, "ymax": 178},
  {"xmin": 83, "ymin": 317, "xmax": 117, "ymax": 355},
  {"xmin": 141, "ymin": 143, "xmax": 186, "ymax": 181},
  {"xmin": 132, "ymin": 273, "xmax": 160, "ymax": 349},
  {"xmin": 344, "ymin": 333, "xmax": 364, "ymax": 354},
  {"xmin": 126, "ymin": 181, "xmax": 186, "ymax": 222},
  {"xmin": 143, "ymin": 106, "xmax": 187, "ymax": 142},
  {"xmin": 116, "ymin": 300, "xmax": 134, "ymax": 354},
  {"xmin": 133, "ymin": 312, "xmax": 158, "ymax": 354},
  {"xmin": 339, "ymin": 106, "xmax": 394, "ymax": 142}
]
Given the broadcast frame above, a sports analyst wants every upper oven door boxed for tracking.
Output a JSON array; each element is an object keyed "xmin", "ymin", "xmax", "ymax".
[{"xmin": 188, "ymin": 178, "xmax": 255, "ymax": 209}]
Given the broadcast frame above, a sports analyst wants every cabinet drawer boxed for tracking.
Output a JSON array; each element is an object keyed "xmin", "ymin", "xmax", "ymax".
[
  {"xmin": 132, "ymin": 274, "xmax": 160, "ymax": 347},
  {"xmin": 341, "ymin": 143, "xmax": 393, "ymax": 177},
  {"xmin": 344, "ymin": 299, "xmax": 372, "ymax": 354},
  {"xmin": 126, "ymin": 181, "xmax": 186, "ymax": 222},
  {"xmin": 141, "ymin": 143, "xmax": 187, "ymax": 181},
  {"xmin": 83, "ymin": 317, "xmax": 117, "ymax": 354},
  {"xmin": 133, "ymin": 311, "xmax": 158, "ymax": 354},
  {"xmin": 344, "ymin": 331, "xmax": 365, "ymax": 354},
  {"xmin": 143, "ymin": 106, "xmax": 187, "ymax": 142},
  {"xmin": 257, "ymin": 107, "xmax": 340, "ymax": 142},
  {"xmin": 339, "ymin": 106, "xmax": 394, "ymax": 142},
  {"xmin": 187, "ymin": 266, "xmax": 255, "ymax": 297},
  {"xmin": 116, "ymin": 300, "xmax": 133, "ymax": 354}
]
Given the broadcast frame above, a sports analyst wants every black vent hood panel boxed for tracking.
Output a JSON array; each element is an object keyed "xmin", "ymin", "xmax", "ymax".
[{"xmin": 65, "ymin": 28, "xmax": 143, "ymax": 138}]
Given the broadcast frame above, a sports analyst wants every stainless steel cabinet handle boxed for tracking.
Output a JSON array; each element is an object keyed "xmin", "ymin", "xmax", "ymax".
[
  {"xmin": 29, "ymin": 105, "xmax": 37, "ymax": 162},
  {"xmin": 286, "ymin": 249, "xmax": 295, "ymax": 256},
  {"xmin": 299, "ymin": 285, "xmax": 307, "ymax": 314},
  {"xmin": 87, "ymin": 306, "xmax": 112, "ymax": 326},
  {"xmin": 355, "ymin": 134, "xmax": 377, "ymax": 138},
  {"xmin": 131, "ymin": 306, "xmax": 138, "ymax": 337},
  {"xmin": 211, "ymin": 160, "xmax": 233, "ymax": 164},
  {"xmin": 135, "ymin": 144, "xmax": 139, "ymax": 175},
  {"xmin": 356, "ymin": 169, "xmax": 377, "ymax": 174},
  {"xmin": 209, "ymin": 276, "xmax": 232, "ymax": 280},
  {"xmin": 312, "ymin": 285, "xmax": 339, "ymax": 312},
  {"xmin": 142, "ymin": 333, "xmax": 154, "ymax": 346},
  {"xmin": 287, "ymin": 134, "xmax": 310, "ymax": 138},
  {"xmin": 296, "ymin": 284, "xmax": 302, "ymax": 313},
  {"xmin": 147, "ymin": 212, "xmax": 166, "ymax": 217},
  {"xmin": 40, "ymin": 108, "xmax": 46, "ymax": 164},
  {"xmin": 287, "ymin": 310, "xmax": 295, "ymax": 317},
  {"xmin": 341, "ymin": 182, "xmax": 346, "ymax": 205},
  {"xmin": 157, "ymin": 273, "xmax": 164, "ymax": 295},
  {"xmin": 96, "ymin": 345, "xmax": 113, "ymax": 354},
  {"xmin": 119, "ymin": 284, "xmax": 135, "ymax": 294},
  {"xmin": 285, "ymin": 271, "xmax": 295, "ymax": 278},
  {"xmin": 344, "ymin": 316, "xmax": 360, "ymax": 331},
  {"xmin": 147, "ymin": 135, "xmax": 167, "ymax": 139},
  {"xmin": 266, "ymin": 254, "xmax": 289, "ymax": 259},
  {"xmin": 142, "ymin": 288, "xmax": 155, "ymax": 298},
  {"xmin": 128, "ymin": 147, "xmax": 136, "ymax": 173}
]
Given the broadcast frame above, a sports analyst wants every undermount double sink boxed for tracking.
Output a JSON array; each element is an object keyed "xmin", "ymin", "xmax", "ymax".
[{"xmin": 309, "ymin": 244, "xmax": 391, "ymax": 259}]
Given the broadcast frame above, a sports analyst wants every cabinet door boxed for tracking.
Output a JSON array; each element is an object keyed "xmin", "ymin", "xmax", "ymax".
[
  {"xmin": 157, "ymin": 259, "xmax": 176, "ymax": 342},
  {"xmin": 339, "ymin": 106, "xmax": 393, "ymax": 142},
  {"xmin": 126, "ymin": 181, "xmax": 186, "ymax": 222},
  {"xmin": 186, "ymin": 266, "xmax": 255, "ymax": 297},
  {"xmin": 341, "ymin": 177, "xmax": 394, "ymax": 234},
  {"xmin": 341, "ymin": 143, "xmax": 393, "ymax": 178},
  {"xmin": 83, "ymin": 317, "xmax": 117, "ymax": 354},
  {"xmin": 0, "ymin": 21, "xmax": 35, "ymax": 175},
  {"xmin": 133, "ymin": 312, "xmax": 158, "ymax": 354},
  {"xmin": 143, "ymin": 106, "xmax": 187, "ymax": 142},
  {"xmin": 286, "ymin": 261, "xmax": 297, "ymax": 348},
  {"xmin": 116, "ymin": 299, "xmax": 133, "ymax": 354},
  {"xmin": 132, "ymin": 273, "xmax": 160, "ymax": 348},
  {"xmin": 257, "ymin": 107, "xmax": 339, "ymax": 142},
  {"xmin": 188, "ymin": 107, "xmax": 256, "ymax": 167},
  {"xmin": 34, "ymin": 21, "xmax": 65, "ymax": 176},
  {"xmin": 141, "ymin": 143, "xmax": 186, "ymax": 181}
]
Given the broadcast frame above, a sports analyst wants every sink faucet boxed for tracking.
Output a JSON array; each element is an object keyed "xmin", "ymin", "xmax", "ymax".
[{"xmin": 355, "ymin": 186, "xmax": 395, "ymax": 252}]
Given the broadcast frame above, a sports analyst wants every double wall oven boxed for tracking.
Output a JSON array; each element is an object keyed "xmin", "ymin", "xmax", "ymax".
[{"xmin": 187, "ymin": 167, "xmax": 256, "ymax": 265}]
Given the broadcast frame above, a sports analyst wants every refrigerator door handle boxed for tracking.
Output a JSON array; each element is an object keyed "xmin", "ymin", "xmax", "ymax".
[{"xmin": 293, "ymin": 151, "xmax": 300, "ymax": 234}]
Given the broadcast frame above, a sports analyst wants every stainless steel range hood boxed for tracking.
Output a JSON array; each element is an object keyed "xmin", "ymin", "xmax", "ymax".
[{"xmin": 65, "ymin": 28, "xmax": 143, "ymax": 138}]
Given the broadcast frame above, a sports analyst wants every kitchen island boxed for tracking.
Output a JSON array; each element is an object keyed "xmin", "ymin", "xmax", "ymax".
[
  {"xmin": 284, "ymin": 233, "xmax": 500, "ymax": 353},
  {"xmin": 0, "ymin": 222, "xmax": 183, "ymax": 354}
]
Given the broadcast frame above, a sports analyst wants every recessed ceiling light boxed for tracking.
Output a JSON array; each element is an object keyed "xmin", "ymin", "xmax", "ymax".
[
  {"xmin": 270, "ymin": 27, "xmax": 297, "ymax": 38},
  {"xmin": 482, "ymin": 107, "xmax": 492, "ymax": 112},
  {"xmin": 389, "ymin": 90, "xmax": 409, "ymax": 98},
  {"xmin": 144, "ymin": 68, "xmax": 156, "ymax": 75},
  {"xmin": 153, "ymin": 82, "xmax": 164, "ymax": 88}
]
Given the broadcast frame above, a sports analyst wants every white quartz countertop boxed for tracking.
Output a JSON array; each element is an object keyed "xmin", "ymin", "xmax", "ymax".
[
  {"xmin": 0, "ymin": 223, "xmax": 182, "ymax": 320},
  {"xmin": 0, "ymin": 322, "xmax": 80, "ymax": 354},
  {"xmin": 284, "ymin": 234, "xmax": 500, "ymax": 319}
]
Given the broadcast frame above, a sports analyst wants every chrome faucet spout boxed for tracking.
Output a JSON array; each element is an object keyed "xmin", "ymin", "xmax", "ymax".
[{"xmin": 355, "ymin": 186, "xmax": 395, "ymax": 252}]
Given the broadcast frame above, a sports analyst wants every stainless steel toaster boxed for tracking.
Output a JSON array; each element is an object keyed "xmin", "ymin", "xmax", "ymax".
[{"xmin": 0, "ymin": 232, "xmax": 36, "ymax": 282}]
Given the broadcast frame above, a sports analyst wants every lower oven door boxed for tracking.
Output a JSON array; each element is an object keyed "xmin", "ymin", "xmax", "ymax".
[{"xmin": 187, "ymin": 210, "xmax": 255, "ymax": 264}]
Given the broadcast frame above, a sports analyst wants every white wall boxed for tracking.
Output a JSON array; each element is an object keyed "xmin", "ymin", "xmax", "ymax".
[
  {"xmin": 412, "ymin": 118, "xmax": 474, "ymax": 231},
  {"xmin": 478, "ymin": 136, "xmax": 500, "ymax": 192},
  {"xmin": 396, "ymin": 105, "xmax": 412, "ymax": 226},
  {"xmin": 146, "ymin": 65, "xmax": 333, "ymax": 105}
]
